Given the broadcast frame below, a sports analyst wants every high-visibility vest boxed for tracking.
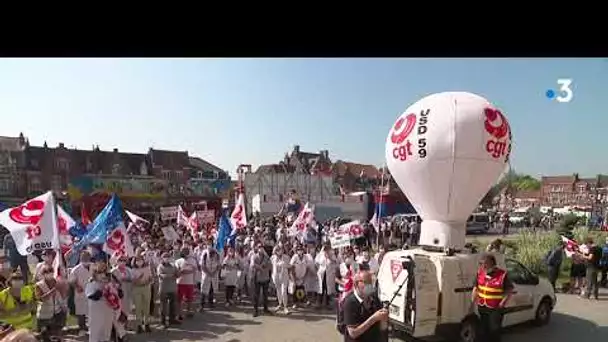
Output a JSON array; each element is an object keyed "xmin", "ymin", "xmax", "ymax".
[
  {"xmin": 0, "ymin": 285, "xmax": 35, "ymax": 311},
  {"xmin": 475, "ymin": 267, "xmax": 506, "ymax": 308}
]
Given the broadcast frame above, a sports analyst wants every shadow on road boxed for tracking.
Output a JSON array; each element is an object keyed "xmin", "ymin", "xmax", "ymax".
[
  {"xmin": 146, "ymin": 311, "xmax": 261, "ymax": 342},
  {"xmin": 504, "ymin": 312, "xmax": 607, "ymax": 342},
  {"xmin": 232, "ymin": 305, "xmax": 336, "ymax": 322}
]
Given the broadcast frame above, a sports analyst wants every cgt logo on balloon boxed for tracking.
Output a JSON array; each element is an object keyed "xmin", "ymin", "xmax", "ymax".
[
  {"xmin": 484, "ymin": 107, "xmax": 511, "ymax": 161},
  {"xmin": 390, "ymin": 109, "xmax": 430, "ymax": 162}
]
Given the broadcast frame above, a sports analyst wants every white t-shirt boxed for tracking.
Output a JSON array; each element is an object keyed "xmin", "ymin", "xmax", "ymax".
[{"xmin": 175, "ymin": 257, "xmax": 196, "ymax": 285}]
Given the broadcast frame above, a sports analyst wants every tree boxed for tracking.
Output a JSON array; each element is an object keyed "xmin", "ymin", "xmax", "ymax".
[{"xmin": 480, "ymin": 170, "xmax": 541, "ymax": 206}]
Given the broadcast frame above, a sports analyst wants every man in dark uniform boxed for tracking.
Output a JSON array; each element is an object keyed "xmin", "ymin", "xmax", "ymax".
[{"xmin": 471, "ymin": 254, "xmax": 514, "ymax": 342}]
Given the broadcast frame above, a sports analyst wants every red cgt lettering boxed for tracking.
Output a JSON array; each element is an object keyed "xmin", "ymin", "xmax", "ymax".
[
  {"xmin": 486, "ymin": 140, "xmax": 508, "ymax": 159},
  {"xmin": 392, "ymin": 141, "xmax": 413, "ymax": 161}
]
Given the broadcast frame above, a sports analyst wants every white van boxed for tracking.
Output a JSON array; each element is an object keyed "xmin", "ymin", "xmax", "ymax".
[
  {"xmin": 466, "ymin": 213, "xmax": 490, "ymax": 234},
  {"xmin": 377, "ymin": 248, "xmax": 556, "ymax": 342}
]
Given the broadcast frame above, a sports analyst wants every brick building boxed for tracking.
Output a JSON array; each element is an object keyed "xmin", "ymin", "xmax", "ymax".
[
  {"xmin": 244, "ymin": 145, "xmax": 402, "ymax": 202},
  {"xmin": 0, "ymin": 133, "xmax": 229, "ymax": 216},
  {"xmin": 540, "ymin": 173, "xmax": 608, "ymax": 207}
]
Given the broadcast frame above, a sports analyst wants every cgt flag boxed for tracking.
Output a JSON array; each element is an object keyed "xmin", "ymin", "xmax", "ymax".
[
  {"xmin": 56, "ymin": 205, "xmax": 76, "ymax": 255},
  {"xmin": 230, "ymin": 193, "xmax": 247, "ymax": 232},
  {"xmin": 0, "ymin": 191, "xmax": 59, "ymax": 256}
]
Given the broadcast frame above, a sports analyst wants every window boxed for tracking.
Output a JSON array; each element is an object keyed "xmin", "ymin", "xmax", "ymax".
[
  {"xmin": 162, "ymin": 170, "xmax": 170, "ymax": 180},
  {"xmin": 86, "ymin": 159, "xmax": 93, "ymax": 173},
  {"xmin": 0, "ymin": 179, "xmax": 10, "ymax": 194},
  {"xmin": 111, "ymin": 163, "xmax": 121, "ymax": 175},
  {"xmin": 197, "ymin": 171, "xmax": 203, "ymax": 179},
  {"xmin": 55, "ymin": 158, "xmax": 70, "ymax": 171},
  {"xmin": 51, "ymin": 175, "xmax": 62, "ymax": 193},
  {"xmin": 175, "ymin": 171, "xmax": 183, "ymax": 181},
  {"xmin": 29, "ymin": 177, "xmax": 42, "ymax": 193},
  {"xmin": 505, "ymin": 259, "xmax": 536, "ymax": 285}
]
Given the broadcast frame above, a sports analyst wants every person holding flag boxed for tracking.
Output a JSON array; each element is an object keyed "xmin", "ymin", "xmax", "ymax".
[
  {"xmin": 35, "ymin": 265, "xmax": 68, "ymax": 341},
  {"xmin": 86, "ymin": 262, "xmax": 121, "ymax": 342}
]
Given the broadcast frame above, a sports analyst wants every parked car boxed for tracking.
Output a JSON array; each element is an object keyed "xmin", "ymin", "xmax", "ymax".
[{"xmin": 466, "ymin": 213, "xmax": 490, "ymax": 234}]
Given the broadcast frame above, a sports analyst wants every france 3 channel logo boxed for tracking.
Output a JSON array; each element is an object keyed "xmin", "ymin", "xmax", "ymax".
[{"xmin": 545, "ymin": 79, "xmax": 573, "ymax": 103}]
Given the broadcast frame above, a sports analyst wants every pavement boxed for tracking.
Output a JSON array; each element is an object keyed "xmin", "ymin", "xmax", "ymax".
[{"xmin": 62, "ymin": 287, "xmax": 608, "ymax": 342}]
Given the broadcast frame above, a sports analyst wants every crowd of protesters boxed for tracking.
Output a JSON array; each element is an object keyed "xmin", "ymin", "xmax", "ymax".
[{"xmin": 0, "ymin": 208, "xmax": 423, "ymax": 342}]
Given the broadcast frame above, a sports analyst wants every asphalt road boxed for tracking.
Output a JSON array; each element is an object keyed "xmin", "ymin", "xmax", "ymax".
[{"xmin": 62, "ymin": 287, "xmax": 608, "ymax": 342}]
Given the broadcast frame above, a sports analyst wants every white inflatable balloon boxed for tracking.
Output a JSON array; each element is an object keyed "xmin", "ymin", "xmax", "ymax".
[{"xmin": 385, "ymin": 92, "xmax": 511, "ymax": 250}]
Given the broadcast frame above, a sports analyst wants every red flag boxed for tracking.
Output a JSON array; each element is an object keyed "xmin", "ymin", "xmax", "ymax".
[
  {"xmin": 81, "ymin": 203, "xmax": 92, "ymax": 226},
  {"xmin": 561, "ymin": 235, "xmax": 579, "ymax": 257}
]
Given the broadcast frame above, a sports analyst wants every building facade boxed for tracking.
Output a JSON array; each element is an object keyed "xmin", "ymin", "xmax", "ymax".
[
  {"xmin": 0, "ymin": 134, "xmax": 28, "ymax": 206},
  {"xmin": 0, "ymin": 134, "xmax": 229, "ymax": 217},
  {"xmin": 540, "ymin": 173, "xmax": 608, "ymax": 207},
  {"xmin": 242, "ymin": 145, "xmax": 408, "ymax": 217}
]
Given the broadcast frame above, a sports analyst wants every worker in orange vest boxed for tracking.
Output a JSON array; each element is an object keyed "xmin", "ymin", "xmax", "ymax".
[{"xmin": 471, "ymin": 254, "xmax": 514, "ymax": 342}]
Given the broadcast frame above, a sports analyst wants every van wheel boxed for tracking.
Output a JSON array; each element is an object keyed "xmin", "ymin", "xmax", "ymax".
[
  {"xmin": 534, "ymin": 298, "xmax": 552, "ymax": 326},
  {"xmin": 457, "ymin": 317, "xmax": 479, "ymax": 342}
]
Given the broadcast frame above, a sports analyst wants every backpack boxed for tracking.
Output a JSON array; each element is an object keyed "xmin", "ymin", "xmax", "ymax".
[
  {"xmin": 543, "ymin": 250, "xmax": 553, "ymax": 265},
  {"xmin": 544, "ymin": 249, "xmax": 561, "ymax": 267}
]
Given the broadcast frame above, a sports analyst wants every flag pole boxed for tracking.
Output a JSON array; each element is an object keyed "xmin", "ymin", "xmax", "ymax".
[
  {"xmin": 50, "ymin": 191, "xmax": 64, "ymax": 278},
  {"xmin": 377, "ymin": 165, "xmax": 386, "ymax": 249}
]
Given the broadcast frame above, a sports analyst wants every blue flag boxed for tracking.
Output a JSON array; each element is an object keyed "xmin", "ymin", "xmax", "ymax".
[
  {"xmin": 68, "ymin": 194, "xmax": 124, "ymax": 265},
  {"xmin": 215, "ymin": 210, "xmax": 235, "ymax": 252}
]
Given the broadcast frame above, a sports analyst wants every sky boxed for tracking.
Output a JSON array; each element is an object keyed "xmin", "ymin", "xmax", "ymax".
[{"xmin": 0, "ymin": 58, "xmax": 605, "ymax": 178}]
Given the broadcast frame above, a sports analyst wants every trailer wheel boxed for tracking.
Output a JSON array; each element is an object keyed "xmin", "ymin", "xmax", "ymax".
[{"xmin": 457, "ymin": 317, "xmax": 479, "ymax": 342}]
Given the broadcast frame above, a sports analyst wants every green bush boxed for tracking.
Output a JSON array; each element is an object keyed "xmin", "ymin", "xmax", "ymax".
[
  {"xmin": 506, "ymin": 229, "xmax": 561, "ymax": 274},
  {"xmin": 489, "ymin": 227, "xmax": 608, "ymax": 279}
]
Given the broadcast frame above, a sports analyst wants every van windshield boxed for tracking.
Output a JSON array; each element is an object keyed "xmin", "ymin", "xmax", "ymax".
[{"xmin": 474, "ymin": 215, "xmax": 489, "ymax": 223}]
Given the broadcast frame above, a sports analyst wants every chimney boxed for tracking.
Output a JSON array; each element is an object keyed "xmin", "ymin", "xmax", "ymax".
[
  {"xmin": 113, "ymin": 148, "xmax": 118, "ymax": 153},
  {"xmin": 293, "ymin": 145, "xmax": 300, "ymax": 153},
  {"xmin": 43, "ymin": 141, "xmax": 48, "ymax": 149},
  {"xmin": 58, "ymin": 142, "xmax": 65, "ymax": 149},
  {"xmin": 322, "ymin": 150, "xmax": 329, "ymax": 159}
]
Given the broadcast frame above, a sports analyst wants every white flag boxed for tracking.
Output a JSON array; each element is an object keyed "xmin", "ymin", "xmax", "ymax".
[
  {"xmin": 370, "ymin": 211, "xmax": 379, "ymax": 233},
  {"xmin": 126, "ymin": 210, "xmax": 149, "ymax": 225},
  {"xmin": 339, "ymin": 220, "xmax": 364, "ymax": 239},
  {"xmin": 187, "ymin": 211, "xmax": 200, "ymax": 238},
  {"xmin": 289, "ymin": 202, "xmax": 314, "ymax": 236},
  {"xmin": 230, "ymin": 193, "xmax": 248, "ymax": 232},
  {"xmin": 56, "ymin": 205, "xmax": 75, "ymax": 253},
  {"xmin": 0, "ymin": 192, "xmax": 59, "ymax": 256},
  {"xmin": 103, "ymin": 223, "xmax": 134, "ymax": 257},
  {"xmin": 177, "ymin": 205, "xmax": 189, "ymax": 227}
]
